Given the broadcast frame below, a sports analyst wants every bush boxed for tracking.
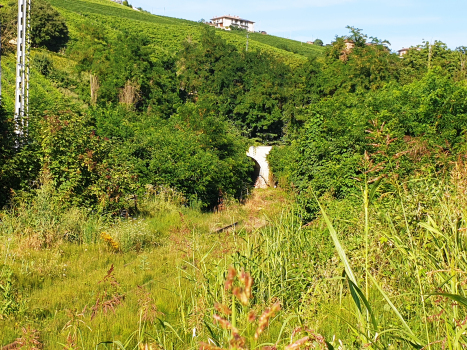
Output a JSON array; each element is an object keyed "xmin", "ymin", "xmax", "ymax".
[
  {"xmin": 292, "ymin": 69, "xmax": 467, "ymax": 219},
  {"xmin": 0, "ymin": 0, "xmax": 69, "ymax": 53},
  {"xmin": 313, "ymin": 38, "xmax": 323, "ymax": 46},
  {"xmin": 267, "ymin": 144, "xmax": 297, "ymax": 188},
  {"xmin": 31, "ymin": 0, "xmax": 69, "ymax": 51},
  {"xmin": 130, "ymin": 102, "xmax": 253, "ymax": 208}
]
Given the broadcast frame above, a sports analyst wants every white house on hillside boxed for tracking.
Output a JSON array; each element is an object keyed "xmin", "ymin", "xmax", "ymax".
[
  {"xmin": 397, "ymin": 47, "xmax": 421, "ymax": 57},
  {"xmin": 210, "ymin": 15, "xmax": 255, "ymax": 32}
]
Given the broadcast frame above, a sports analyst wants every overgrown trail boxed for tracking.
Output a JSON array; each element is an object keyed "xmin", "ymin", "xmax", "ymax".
[
  {"xmin": 234, "ymin": 188, "xmax": 292, "ymax": 232},
  {"xmin": 0, "ymin": 188, "xmax": 291, "ymax": 348}
]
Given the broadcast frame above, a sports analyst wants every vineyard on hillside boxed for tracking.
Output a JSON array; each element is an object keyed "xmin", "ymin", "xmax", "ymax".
[
  {"xmin": 232, "ymin": 31, "xmax": 323, "ymax": 57},
  {"xmin": 46, "ymin": 0, "xmax": 322, "ymax": 65}
]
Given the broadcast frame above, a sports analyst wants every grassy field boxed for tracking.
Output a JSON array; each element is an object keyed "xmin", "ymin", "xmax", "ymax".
[
  {"xmin": 2, "ymin": 169, "xmax": 467, "ymax": 348},
  {"xmin": 0, "ymin": 185, "xmax": 299, "ymax": 349}
]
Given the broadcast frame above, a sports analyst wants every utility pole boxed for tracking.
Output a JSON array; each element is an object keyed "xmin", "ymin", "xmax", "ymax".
[
  {"xmin": 26, "ymin": 0, "xmax": 31, "ymax": 119},
  {"xmin": 14, "ymin": 0, "xmax": 30, "ymax": 141},
  {"xmin": 246, "ymin": 33, "xmax": 249, "ymax": 52}
]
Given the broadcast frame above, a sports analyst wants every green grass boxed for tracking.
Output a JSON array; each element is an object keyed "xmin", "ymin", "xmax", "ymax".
[
  {"xmin": 0, "ymin": 54, "xmax": 74, "ymax": 114},
  {"xmin": 3, "ymin": 174, "xmax": 467, "ymax": 348},
  {"xmin": 0, "ymin": 187, "xmax": 297, "ymax": 349}
]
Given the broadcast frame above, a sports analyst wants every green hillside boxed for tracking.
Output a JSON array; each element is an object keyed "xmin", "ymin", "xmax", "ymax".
[
  {"xmin": 232, "ymin": 31, "xmax": 323, "ymax": 57},
  {"xmin": 46, "ymin": 0, "xmax": 323, "ymax": 65}
]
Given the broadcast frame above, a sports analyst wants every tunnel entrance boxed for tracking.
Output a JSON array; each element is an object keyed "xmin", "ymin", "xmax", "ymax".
[
  {"xmin": 251, "ymin": 158, "xmax": 261, "ymax": 186},
  {"xmin": 246, "ymin": 146, "xmax": 272, "ymax": 189}
]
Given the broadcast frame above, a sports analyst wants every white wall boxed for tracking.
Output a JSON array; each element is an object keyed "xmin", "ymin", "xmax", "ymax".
[
  {"xmin": 213, "ymin": 17, "xmax": 254, "ymax": 32},
  {"xmin": 246, "ymin": 146, "xmax": 273, "ymax": 189}
]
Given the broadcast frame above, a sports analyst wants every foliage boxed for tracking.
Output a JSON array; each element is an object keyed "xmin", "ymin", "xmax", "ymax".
[
  {"xmin": 306, "ymin": 35, "xmax": 399, "ymax": 97},
  {"xmin": 0, "ymin": 0, "xmax": 69, "ymax": 52},
  {"xmin": 38, "ymin": 110, "xmax": 137, "ymax": 210},
  {"xmin": 68, "ymin": 27, "xmax": 180, "ymax": 111},
  {"xmin": 400, "ymin": 40, "xmax": 467, "ymax": 83},
  {"xmin": 292, "ymin": 69, "xmax": 467, "ymax": 218},
  {"xmin": 0, "ymin": 266, "xmax": 28, "ymax": 319},
  {"xmin": 267, "ymin": 144, "xmax": 298, "ymax": 188},
  {"xmin": 178, "ymin": 28, "xmax": 297, "ymax": 141},
  {"xmin": 130, "ymin": 103, "xmax": 252, "ymax": 207},
  {"xmin": 0, "ymin": 105, "xmax": 15, "ymax": 206},
  {"xmin": 30, "ymin": 0, "xmax": 69, "ymax": 51},
  {"xmin": 313, "ymin": 39, "xmax": 323, "ymax": 46}
]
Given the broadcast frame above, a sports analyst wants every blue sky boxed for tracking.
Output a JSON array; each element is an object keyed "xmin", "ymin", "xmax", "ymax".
[{"xmin": 129, "ymin": 0, "xmax": 465, "ymax": 51}]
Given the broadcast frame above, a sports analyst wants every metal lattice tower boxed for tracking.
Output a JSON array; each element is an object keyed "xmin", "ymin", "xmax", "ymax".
[{"xmin": 14, "ymin": 0, "xmax": 31, "ymax": 140}]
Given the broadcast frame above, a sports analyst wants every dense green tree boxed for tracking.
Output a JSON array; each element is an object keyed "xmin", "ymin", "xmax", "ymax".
[
  {"xmin": 178, "ymin": 27, "xmax": 296, "ymax": 141},
  {"xmin": 0, "ymin": 0, "xmax": 69, "ymax": 53},
  {"xmin": 400, "ymin": 41, "xmax": 466, "ymax": 83},
  {"xmin": 31, "ymin": 0, "xmax": 69, "ymax": 51},
  {"xmin": 296, "ymin": 28, "xmax": 400, "ymax": 101},
  {"xmin": 313, "ymin": 39, "xmax": 323, "ymax": 46},
  {"xmin": 287, "ymin": 68, "xmax": 467, "ymax": 219},
  {"xmin": 137, "ymin": 111, "xmax": 251, "ymax": 206},
  {"xmin": 69, "ymin": 27, "xmax": 180, "ymax": 114}
]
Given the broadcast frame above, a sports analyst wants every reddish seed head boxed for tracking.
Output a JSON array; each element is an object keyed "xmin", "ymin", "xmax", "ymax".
[
  {"xmin": 254, "ymin": 302, "xmax": 281, "ymax": 340},
  {"xmin": 214, "ymin": 302, "xmax": 232, "ymax": 316},
  {"xmin": 199, "ymin": 342, "xmax": 226, "ymax": 350},
  {"xmin": 248, "ymin": 310, "xmax": 257, "ymax": 322},
  {"xmin": 284, "ymin": 336, "xmax": 311, "ymax": 350},
  {"xmin": 225, "ymin": 266, "xmax": 237, "ymax": 291},
  {"xmin": 213, "ymin": 314, "xmax": 238, "ymax": 334}
]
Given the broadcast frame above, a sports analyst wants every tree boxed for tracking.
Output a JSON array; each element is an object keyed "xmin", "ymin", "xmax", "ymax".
[
  {"xmin": 313, "ymin": 39, "xmax": 323, "ymax": 46},
  {"xmin": 177, "ymin": 27, "xmax": 296, "ymax": 141},
  {"xmin": 31, "ymin": 0, "xmax": 69, "ymax": 51},
  {"xmin": 0, "ymin": 0, "xmax": 69, "ymax": 52}
]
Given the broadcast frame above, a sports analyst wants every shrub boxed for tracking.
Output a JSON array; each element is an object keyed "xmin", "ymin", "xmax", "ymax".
[
  {"xmin": 293, "ymin": 69, "xmax": 467, "ymax": 219},
  {"xmin": 0, "ymin": 0, "xmax": 69, "ymax": 53},
  {"xmin": 313, "ymin": 38, "xmax": 323, "ymax": 46}
]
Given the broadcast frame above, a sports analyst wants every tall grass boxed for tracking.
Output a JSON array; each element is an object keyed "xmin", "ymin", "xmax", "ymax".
[
  {"xmin": 299, "ymin": 171, "xmax": 467, "ymax": 348},
  {"xmin": 2, "ymin": 173, "xmax": 467, "ymax": 349}
]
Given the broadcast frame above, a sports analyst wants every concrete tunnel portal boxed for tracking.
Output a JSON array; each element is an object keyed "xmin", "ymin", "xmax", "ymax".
[{"xmin": 246, "ymin": 146, "xmax": 272, "ymax": 188}]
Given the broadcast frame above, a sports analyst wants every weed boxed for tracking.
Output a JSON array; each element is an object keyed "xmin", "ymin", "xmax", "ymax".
[
  {"xmin": 61, "ymin": 307, "xmax": 91, "ymax": 350},
  {"xmin": 101, "ymin": 232, "xmax": 120, "ymax": 252},
  {"xmin": 91, "ymin": 265, "xmax": 125, "ymax": 320},
  {"xmin": 136, "ymin": 286, "xmax": 162, "ymax": 323},
  {"xmin": 0, "ymin": 266, "xmax": 27, "ymax": 319},
  {"xmin": 14, "ymin": 326, "xmax": 42, "ymax": 350},
  {"xmin": 200, "ymin": 267, "xmax": 328, "ymax": 350}
]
